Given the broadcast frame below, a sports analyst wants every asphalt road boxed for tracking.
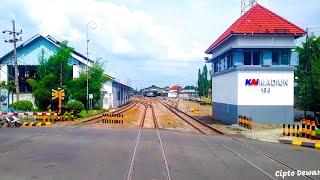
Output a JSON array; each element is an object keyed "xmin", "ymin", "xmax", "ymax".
[{"xmin": 0, "ymin": 126, "xmax": 318, "ymax": 180}]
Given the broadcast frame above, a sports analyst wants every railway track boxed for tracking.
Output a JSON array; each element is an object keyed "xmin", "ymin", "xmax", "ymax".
[
  {"xmin": 127, "ymin": 99, "xmax": 171, "ymax": 180},
  {"xmin": 157, "ymin": 98, "xmax": 316, "ymax": 180},
  {"xmin": 158, "ymin": 99, "xmax": 221, "ymax": 135},
  {"xmin": 73, "ymin": 100, "xmax": 138, "ymax": 126}
]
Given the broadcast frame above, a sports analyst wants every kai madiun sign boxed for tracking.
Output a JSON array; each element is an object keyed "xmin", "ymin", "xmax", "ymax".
[{"xmin": 245, "ymin": 79, "xmax": 289, "ymax": 94}]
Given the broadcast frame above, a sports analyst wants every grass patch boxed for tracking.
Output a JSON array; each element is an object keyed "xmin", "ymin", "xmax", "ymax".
[
  {"xmin": 202, "ymin": 99, "xmax": 212, "ymax": 103},
  {"xmin": 231, "ymin": 127, "xmax": 245, "ymax": 133},
  {"xmin": 78, "ymin": 110, "xmax": 104, "ymax": 118},
  {"xmin": 297, "ymin": 129, "xmax": 320, "ymax": 138}
]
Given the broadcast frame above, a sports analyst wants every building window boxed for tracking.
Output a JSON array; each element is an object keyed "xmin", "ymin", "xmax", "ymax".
[
  {"xmin": 227, "ymin": 54, "xmax": 233, "ymax": 68},
  {"xmin": 272, "ymin": 51, "xmax": 280, "ymax": 65},
  {"xmin": 252, "ymin": 51, "xmax": 261, "ymax": 65},
  {"xmin": 25, "ymin": 70, "xmax": 29, "ymax": 77},
  {"xmin": 281, "ymin": 51, "xmax": 289, "ymax": 65},
  {"xmin": 244, "ymin": 51, "xmax": 251, "ymax": 65},
  {"xmin": 214, "ymin": 62, "xmax": 217, "ymax": 73}
]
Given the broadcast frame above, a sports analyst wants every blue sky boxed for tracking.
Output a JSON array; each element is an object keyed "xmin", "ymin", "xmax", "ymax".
[{"xmin": 0, "ymin": 0, "xmax": 319, "ymax": 90}]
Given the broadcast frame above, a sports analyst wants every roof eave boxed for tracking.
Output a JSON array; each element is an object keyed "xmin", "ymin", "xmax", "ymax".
[{"xmin": 205, "ymin": 34, "xmax": 233, "ymax": 54}]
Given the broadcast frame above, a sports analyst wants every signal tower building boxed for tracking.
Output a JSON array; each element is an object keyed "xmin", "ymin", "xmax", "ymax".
[{"xmin": 204, "ymin": 4, "xmax": 305, "ymax": 124}]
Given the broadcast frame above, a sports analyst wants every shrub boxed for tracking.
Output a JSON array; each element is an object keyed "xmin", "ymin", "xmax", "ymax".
[
  {"xmin": 10, "ymin": 100, "xmax": 33, "ymax": 111},
  {"xmin": 65, "ymin": 100, "xmax": 84, "ymax": 115}
]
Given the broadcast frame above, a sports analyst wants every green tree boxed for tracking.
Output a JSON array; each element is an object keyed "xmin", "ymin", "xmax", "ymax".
[
  {"xmin": 183, "ymin": 85, "xmax": 196, "ymax": 90},
  {"xmin": 27, "ymin": 42, "xmax": 74, "ymax": 110},
  {"xmin": 37, "ymin": 49, "xmax": 48, "ymax": 79},
  {"xmin": 197, "ymin": 68, "xmax": 203, "ymax": 96},
  {"xmin": 202, "ymin": 64, "xmax": 208, "ymax": 97},
  {"xmin": 69, "ymin": 59, "xmax": 110, "ymax": 108},
  {"xmin": 296, "ymin": 34, "xmax": 320, "ymax": 113}
]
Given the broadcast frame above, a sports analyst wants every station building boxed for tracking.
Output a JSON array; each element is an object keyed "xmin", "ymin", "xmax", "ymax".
[
  {"xmin": 140, "ymin": 85, "xmax": 166, "ymax": 97},
  {"xmin": 204, "ymin": 4, "xmax": 305, "ymax": 124},
  {"xmin": 0, "ymin": 34, "xmax": 132, "ymax": 109}
]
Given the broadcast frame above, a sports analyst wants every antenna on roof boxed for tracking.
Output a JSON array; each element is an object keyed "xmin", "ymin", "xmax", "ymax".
[{"xmin": 241, "ymin": 0, "xmax": 257, "ymax": 15}]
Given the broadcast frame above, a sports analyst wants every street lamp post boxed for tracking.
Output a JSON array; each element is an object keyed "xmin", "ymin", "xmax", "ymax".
[{"xmin": 86, "ymin": 21, "xmax": 97, "ymax": 111}]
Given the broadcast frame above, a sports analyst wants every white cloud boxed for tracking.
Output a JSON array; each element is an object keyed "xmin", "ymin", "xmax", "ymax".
[
  {"xmin": 0, "ymin": 0, "xmax": 319, "ymax": 88},
  {"xmin": 113, "ymin": 36, "xmax": 135, "ymax": 54}
]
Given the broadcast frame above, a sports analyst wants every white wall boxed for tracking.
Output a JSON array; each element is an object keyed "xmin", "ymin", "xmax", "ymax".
[
  {"xmin": 168, "ymin": 91, "xmax": 177, "ymax": 98},
  {"xmin": 236, "ymin": 35, "xmax": 296, "ymax": 48},
  {"xmin": 209, "ymin": 35, "xmax": 297, "ymax": 60},
  {"xmin": 101, "ymin": 93, "xmax": 113, "ymax": 109},
  {"xmin": 212, "ymin": 71, "xmax": 238, "ymax": 105},
  {"xmin": 72, "ymin": 65, "xmax": 80, "ymax": 78},
  {"xmin": 237, "ymin": 70, "xmax": 294, "ymax": 105},
  {"xmin": 102, "ymin": 81, "xmax": 113, "ymax": 94},
  {"xmin": 101, "ymin": 81, "xmax": 114, "ymax": 109},
  {"xmin": 0, "ymin": 65, "xmax": 8, "ymax": 83},
  {"xmin": 210, "ymin": 37, "xmax": 237, "ymax": 59}
]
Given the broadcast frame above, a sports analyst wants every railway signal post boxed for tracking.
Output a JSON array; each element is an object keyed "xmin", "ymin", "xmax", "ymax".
[{"xmin": 52, "ymin": 89, "xmax": 65, "ymax": 116}]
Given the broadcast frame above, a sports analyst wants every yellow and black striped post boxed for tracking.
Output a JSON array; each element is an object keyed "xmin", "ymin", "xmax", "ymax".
[
  {"xmin": 283, "ymin": 124, "xmax": 286, "ymax": 136},
  {"xmin": 306, "ymin": 120, "xmax": 311, "ymax": 138},
  {"xmin": 71, "ymin": 110, "xmax": 74, "ymax": 121},
  {"xmin": 287, "ymin": 124, "xmax": 290, "ymax": 136},
  {"xmin": 296, "ymin": 125, "xmax": 300, "ymax": 137},
  {"xmin": 248, "ymin": 117, "xmax": 252, "ymax": 130},
  {"xmin": 122, "ymin": 114, "xmax": 124, "ymax": 124},
  {"xmin": 238, "ymin": 116, "xmax": 242, "ymax": 127},
  {"xmin": 302, "ymin": 119, "xmax": 306, "ymax": 137},
  {"xmin": 292, "ymin": 124, "xmax": 295, "ymax": 137},
  {"xmin": 311, "ymin": 121, "xmax": 316, "ymax": 140},
  {"xmin": 65, "ymin": 111, "xmax": 68, "ymax": 121}
]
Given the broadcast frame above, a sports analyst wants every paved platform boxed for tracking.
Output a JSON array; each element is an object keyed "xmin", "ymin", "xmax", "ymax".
[
  {"xmin": 0, "ymin": 127, "xmax": 319, "ymax": 179},
  {"xmin": 279, "ymin": 136, "xmax": 320, "ymax": 149}
]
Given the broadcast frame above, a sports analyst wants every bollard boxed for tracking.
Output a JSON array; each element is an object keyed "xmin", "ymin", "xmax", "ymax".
[
  {"xmin": 287, "ymin": 124, "xmax": 290, "ymax": 136},
  {"xmin": 42, "ymin": 112, "xmax": 46, "ymax": 122},
  {"xmin": 296, "ymin": 125, "xmax": 300, "ymax": 137},
  {"xmin": 311, "ymin": 121, "xmax": 316, "ymax": 140},
  {"xmin": 292, "ymin": 124, "xmax": 295, "ymax": 137},
  {"xmin": 302, "ymin": 119, "xmax": 306, "ymax": 137},
  {"xmin": 65, "ymin": 111, "xmax": 68, "ymax": 121},
  {"xmin": 283, "ymin": 124, "xmax": 286, "ymax": 136},
  {"xmin": 238, "ymin": 116, "xmax": 242, "ymax": 127},
  {"xmin": 306, "ymin": 120, "xmax": 311, "ymax": 138},
  {"xmin": 71, "ymin": 111, "xmax": 74, "ymax": 121},
  {"xmin": 248, "ymin": 117, "xmax": 252, "ymax": 130},
  {"xmin": 23, "ymin": 112, "xmax": 28, "ymax": 121}
]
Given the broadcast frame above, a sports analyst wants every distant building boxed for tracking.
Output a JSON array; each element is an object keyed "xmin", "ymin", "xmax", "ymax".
[
  {"xmin": 101, "ymin": 79, "xmax": 132, "ymax": 109},
  {"xmin": 168, "ymin": 86, "xmax": 182, "ymax": 98},
  {"xmin": 0, "ymin": 34, "xmax": 132, "ymax": 109},
  {"xmin": 204, "ymin": 4, "xmax": 305, "ymax": 124},
  {"xmin": 178, "ymin": 89, "xmax": 199, "ymax": 99},
  {"xmin": 140, "ymin": 85, "xmax": 166, "ymax": 97}
]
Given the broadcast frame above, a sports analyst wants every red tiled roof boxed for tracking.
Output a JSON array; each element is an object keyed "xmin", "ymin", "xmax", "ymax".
[
  {"xmin": 205, "ymin": 4, "xmax": 306, "ymax": 54},
  {"xmin": 169, "ymin": 86, "xmax": 182, "ymax": 91}
]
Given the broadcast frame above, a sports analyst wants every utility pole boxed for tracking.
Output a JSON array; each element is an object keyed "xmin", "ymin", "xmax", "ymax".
[
  {"xmin": 304, "ymin": 28, "xmax": 309, "ymax": 120},
  {"xmin": 3, "ymin": 20, "xmax": 22, "ymax": 102}
]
